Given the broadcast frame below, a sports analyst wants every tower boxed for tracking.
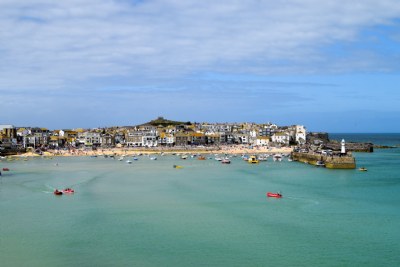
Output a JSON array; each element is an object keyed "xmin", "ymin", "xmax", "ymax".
[{"xmin": 341, "ymin": 139, "xmax": 346, "ymax": 154}]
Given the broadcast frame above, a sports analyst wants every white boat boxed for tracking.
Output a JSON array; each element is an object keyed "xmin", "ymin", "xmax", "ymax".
[
  {"xmin": 181, "ymin": 155, "xmax": 188, "ymax": 160},
  {"xmin": 273, "ymin": 154, "xmax": 282, "ymax": 162},
  {"xmin": 288, "ymin": 158, "xmax": 293, "ymax": 162},
  {"xmin": 126, "ymin": 160, "xmax": 132, "ymax": 164},
  {"xmin": 315, "ymin": 161, "xmax": 325, "ymax": 167},
  {"xmin": 118, "ymin": 157, "xmax": 124, "ymax": 161},
  {"xmin": 215, "ymin": 157, "xmax": 223, "ymax": 161},
  {"xmin": 258, "ymin": 155, "xmax": 268, "ymax": 161},
  {"xmin": 221, "ymin": 158, "xmax": 231, "ymax": 164},
  {"xmin": 150, "ymin": 157, "xmax": 157, "ymax": 160}
]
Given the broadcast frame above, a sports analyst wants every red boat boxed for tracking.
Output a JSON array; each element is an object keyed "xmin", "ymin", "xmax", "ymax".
[
  {"xmin": 2, "ymin": 168, "xmax": 10, "ymax": 171},
  {"xmin": 266, "ymin": 192, "xmax": 282, "ymax": 198},
  {"xmin": 54, "ymin": 189, "xmax": 63, "ymax": 195},
  {"xmin": 62, "ymin": 188, "xmax": 75, "ymax": 194}
]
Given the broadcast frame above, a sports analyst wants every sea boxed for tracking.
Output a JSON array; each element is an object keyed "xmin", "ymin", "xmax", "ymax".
[{"xmin": 1, "ymin": 134, "xmax": 399, "ymax": 267}]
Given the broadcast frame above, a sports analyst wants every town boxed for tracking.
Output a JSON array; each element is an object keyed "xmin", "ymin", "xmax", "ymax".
[{"xmin": 0, "ymin": 117, "xmax": 307, "ymax": 154}]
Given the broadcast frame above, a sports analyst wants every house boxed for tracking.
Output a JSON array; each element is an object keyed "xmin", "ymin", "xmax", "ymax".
[
  {"xmin": 125, "ymin": 130, "xmax": 144, "ymax": 147},
  {"xmin": 256, "ymin": 136, "xmax": 270, "ymax": 146},
  {"xmin": 175, "ymin": 132, "xmax": 190, "ymax": 146},
  {"xmin": 271, "ymin": 132, "xmax": 290, "ymax": 146}
]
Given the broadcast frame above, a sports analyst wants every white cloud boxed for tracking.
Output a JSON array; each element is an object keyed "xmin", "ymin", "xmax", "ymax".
[{"xmin": 1, "ymin": 0, "xmax": 400, "ymax": 90}]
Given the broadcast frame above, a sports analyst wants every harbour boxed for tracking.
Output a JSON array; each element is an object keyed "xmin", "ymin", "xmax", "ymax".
[{"xmin": 1, "ymin": 135, "xmax": 400, "ymax": 266}]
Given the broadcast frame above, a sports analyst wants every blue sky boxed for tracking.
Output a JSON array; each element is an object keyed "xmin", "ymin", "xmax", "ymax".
[{"xmin": 1, "ymin": 0, "xmax": 400, "ymax": 132}]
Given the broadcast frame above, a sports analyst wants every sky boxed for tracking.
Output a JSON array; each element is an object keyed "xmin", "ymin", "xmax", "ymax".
[{"xmin": 1, "ymin": 0, "xmax": 400, "ymax": 132}]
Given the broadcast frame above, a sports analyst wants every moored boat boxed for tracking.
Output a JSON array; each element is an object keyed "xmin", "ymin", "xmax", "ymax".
[
  {"xmin": 2, "ymin": 167, "xmax": 10, "ymax": 171},
  {"xmin": 248, "ymin": 155, "xmax": 259, "ymax": 164},
  {"xmin": 273, "ymin": 154, "xmax": 282, "ymax": 162},
  {"xmin": 266, "ymin": 192, "xmax": 282, "ymax": 198},
  {"xmin": 173, "ymin": 165, "xmax": 183, "ymax": 169},
  {"xmin": 315, "ymin": 161, "xmax": 325, "ymax": 167},
  {"xmin": 197, "ymin": 156, "xmax": 206, "ymax": 160},
  {"xmin": 221, "ymin": 158, "xmax": 231, "ymax": 164},
  {"xmin": 358, "ymin": 167, "xmax": 367, "ymax": 171}
]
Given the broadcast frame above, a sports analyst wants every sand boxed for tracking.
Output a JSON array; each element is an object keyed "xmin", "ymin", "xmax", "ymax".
[{"xmin": 13, "ymin": 145, "xmax": 293, "ymax": 157}]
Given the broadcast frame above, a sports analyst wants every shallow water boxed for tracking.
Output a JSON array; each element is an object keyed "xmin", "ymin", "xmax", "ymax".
[{"xmin": 1, "ymin": 148, "xmax": 400, "ymax": 266}]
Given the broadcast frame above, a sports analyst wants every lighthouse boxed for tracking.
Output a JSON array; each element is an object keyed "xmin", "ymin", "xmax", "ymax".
[{"xmin": 341, "ymin": 139, "xmax": 346, "ymax": 154}]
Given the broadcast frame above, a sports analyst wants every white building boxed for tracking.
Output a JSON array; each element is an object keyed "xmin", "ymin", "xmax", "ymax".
[
  {"xmin": 271, "ymin": 132, "xmax": 290, "ymax": 145},
  {"xmin": 256, "ymin": 136, "xmax": 270, "ymax": 146},
  {"xmin": 295, "ymin": 125, "xmax": 307, "ymax": 145}
]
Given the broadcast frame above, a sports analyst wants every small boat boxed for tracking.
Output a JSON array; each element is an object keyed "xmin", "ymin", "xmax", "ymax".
[
  {"xmin": 2, "ymin": 168, "xmax": 10, "ymax": 171},
  {"xmin": 258, "ymin": 155, "xmax": 268, "ymax": 161},
  {"xmin": 173, "ymin": 165, "xmax": 183, "ymax": 169},
  {"xmin": 118, "ymin": 157, "xmax": 124, "ymax": 161},
  {"xmin": 133, "ymin": 157, "xmax": 138, "ymax": 161},
  {"xmin": 62, "ymin": 188, "xmax": 75, "ymax": 194},
  {"xmin": 54, "ymin": 189, "xmax": 63, "ymax": 195},
  {"xmin": 248, "ymin": 156, "xmax": 259, "ymax": 164},
  {"xmin": 181, "ymin": 155, "xmax": 188, "ymax": 160},
  {"xmin": 288, "ymin": 158, "xmax": 293, "ymax": 162},
  {"xmin": 150, "ymin": 157, "xmax": 157, "ymax": 160},
  {"xmin": 266, "ymin": 192, "xmax": 282, "ymax": 198},
  {"xmin": 126, "ymin": 160, "xmax": 132, "ymax": 164},
  {"xmin": 273, "ymin": 154, "xmax": 282, "ymax": 162},
  {"xmin": 197, "ymin": 156, "xmax": 206, "ymax": 160},
  {"xmin": 315, "ymin": 161, "xmax": 325, "ymax": 167},
  {"xmin": 215, "ymin": 157, "xmax": 223, "ymax": 161},
  {"xmin": 358, "ymin": 167, "xmax": 367, "ymax": 171},
  {"xmin": 221, "ymin": 158, "xmax": 231, "ymax": 164}
]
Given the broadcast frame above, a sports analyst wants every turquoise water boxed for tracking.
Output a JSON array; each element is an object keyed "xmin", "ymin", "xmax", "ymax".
[{"xmin": 1, "ymin": 147, "xmax": 400, "ymax": 266}]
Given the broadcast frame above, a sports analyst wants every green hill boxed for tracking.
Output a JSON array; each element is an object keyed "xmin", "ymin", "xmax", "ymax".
[{"xmin": 143, "ymin": 117, "xmax": 191, "ymax": 127}]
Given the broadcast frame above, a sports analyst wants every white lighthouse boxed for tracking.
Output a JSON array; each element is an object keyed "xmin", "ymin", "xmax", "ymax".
[{"xmin": 341, "ymin": 139, "xmax": 346, "ymax": 154}]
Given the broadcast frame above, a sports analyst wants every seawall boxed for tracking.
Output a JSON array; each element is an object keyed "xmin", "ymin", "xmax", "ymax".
[{"xmin": 291, "ymin": 152, "xmax": 356, "ymax": 169}]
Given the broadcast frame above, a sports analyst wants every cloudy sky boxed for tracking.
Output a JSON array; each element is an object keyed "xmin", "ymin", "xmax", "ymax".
[{"xmin": 1, "ymin": 0, "xmax": 400, "ymax": 132}]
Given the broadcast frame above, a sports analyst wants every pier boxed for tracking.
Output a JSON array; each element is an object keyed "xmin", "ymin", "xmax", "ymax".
[{"xmin": 291, "ymin": 151, "xmax": 356, "ymax": 169}]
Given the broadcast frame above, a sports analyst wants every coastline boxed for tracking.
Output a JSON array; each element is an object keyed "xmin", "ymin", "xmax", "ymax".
[{"xmin": 12, "ymin": 145, "xmax": 293, "ymax": 158}]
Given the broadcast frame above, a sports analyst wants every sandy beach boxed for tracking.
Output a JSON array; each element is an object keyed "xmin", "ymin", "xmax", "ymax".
[{"xmin": 14, "ymin": 145, "xmax": 293, "ymax": 158}]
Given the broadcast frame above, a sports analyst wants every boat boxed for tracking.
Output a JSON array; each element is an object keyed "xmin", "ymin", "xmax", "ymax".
[
  {"xmin": 273, "ymin": 154, "xmax": 282, "ymax": 162},
  {"xmin": 173, "ymin": 165, "xmax": 183, "ymax": 169},
  {"xmin": 215, "ymin": 157, "xmax": 223, "ymax": 161},
  {"xmin": 118, "ymin": 157, "xmax": 124, "ymax": 161},
  {"xmin": 54, "ymin": 189, "xmax": 63, "ymax": 195},
  {"xmin": 258, "ymin": 155, "xmax": 268, "ymax": 161},
  {"xmin": 181, "ymin": 155, "xmax": 188, "ymax": 160},
  {"xmin": 288, "ymin": 158, "xmax": 293, "ymax": 162},
  {"xmin": 62, "ymin": 188, "xmax": 75, "ymax": 194},
  {"xmin": 197, "ymin": 156, "xmax": 206, "ymax": 160},
  {"xmin": 221, "ymin": 158, "xmax": 231, "ymax": 164},
  {"xmin": 248, "ymin": 156, "xmax": 259, "ymax": 164},
  {"xmin": 358, "ymin": 167, "xmax": 367, "ymax": 171},
  {"xmin": 150, "ymin": 157, "xmax": 157, "ymax": 160},
  {"xmin": 266, "ymin": 192, "xmax": 282, "ymax": 198},
  {"xmin": 2, "ymin": 168, "xmax": 10, "ymax": 171},
  {"xmin": 315, "ymin": 161, "xmax": 325, "ymax": 167},
  {"xmin": 133, "ymin": 157, "xmax": 138, "ymax": 161},
  {"xmin": 126, "ymin": 160, "xmax": 132, "ymax": 164}
]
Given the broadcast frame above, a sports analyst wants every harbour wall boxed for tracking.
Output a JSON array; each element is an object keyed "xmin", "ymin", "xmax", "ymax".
[{"xmin": 291, "ymin": 152, "xmax": 356, "ymax": 169}]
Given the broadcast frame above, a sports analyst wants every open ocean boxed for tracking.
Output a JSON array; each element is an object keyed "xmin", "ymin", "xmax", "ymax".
[{"xmin": 1, "ymin": 134, "xmax": 400, "ymax": 266}]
